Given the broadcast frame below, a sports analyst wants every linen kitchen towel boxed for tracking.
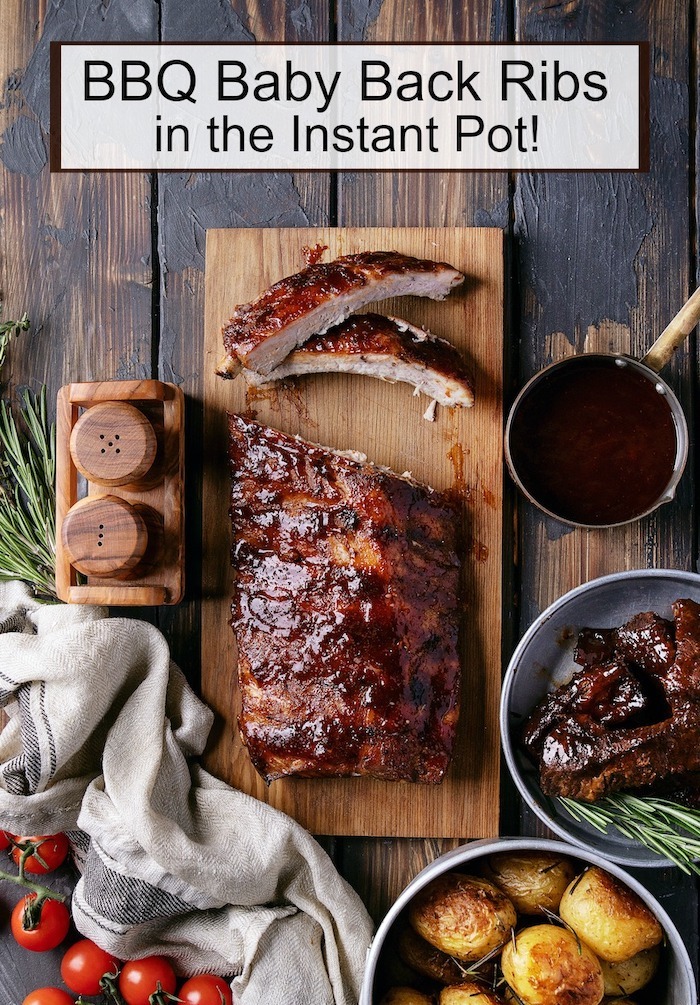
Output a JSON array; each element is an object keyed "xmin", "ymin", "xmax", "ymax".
[{"xmin": 0, "ymin": 581, "xmax": 373, "ymax": 1005}]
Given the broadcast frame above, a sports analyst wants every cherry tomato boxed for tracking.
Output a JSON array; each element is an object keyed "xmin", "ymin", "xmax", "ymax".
[
  {"xmin": 179, "ymin": 974, "xmax": 233, "ymax": 1005},
  {"xmin": 10, "ymin": 894, "xmax": 71, "ymax": 952},
  {"xmin": 0, "ymin": 829, "xmax": 13, "ymax": 851},
  {"xmin": 118, "ymin": 956, "xmax": 177, "ymax": 1005},
  {"xmin": 22, "ymin": 990, "xmax": 75, "ymax": 1005},
  {"xmin": 61, "ymin": 937, "xmax": 120, "ymax": 994},
  {"xmin": 12, "ymin": 833, "xmax": 70, "ymax": 874}
]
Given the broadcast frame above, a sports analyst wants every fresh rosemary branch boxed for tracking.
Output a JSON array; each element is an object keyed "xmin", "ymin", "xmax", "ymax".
[
  {"xmin": 560, "ymin": 793, "xmax": 700, "ymax": 875},
  {"xmin": 0, "ymin": 311, "xmax": 29, "ymax": 371},
  {"xmin": 0, "ymin": 314, "xmax": 57, "ymax": 597}
]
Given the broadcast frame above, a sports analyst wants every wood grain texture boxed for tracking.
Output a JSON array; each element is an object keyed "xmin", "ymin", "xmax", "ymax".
[
  {"xmin": 154, "ymin": 0, "xmax": 332, "ymax": 672},
  {"xmin": 201, "ymin": 226, "xmax": 503, "ymax": 838},
  {"xmin": 514, "ymin": 0, "xmax": 694, "ymax": 619},
  {"xmin": 0, "ymin": 0, "xmax": 697, "ymax": 990},
  {"xmin": 335, "ymin": 0, "xmax": 511, "ymax": 921},
  {"xmin": 514, "ymin": 0, "xmax": 698, "ymax": 961},
  {"xmin": 336, "ymin": 0, "xmax": 510, "ymax": 231},
  {"xmin": 0, "ymin": 4, "xmax": 154, "ymax": 987},
  {"xmin": 0, "ymin": 0, "xmax": 154, "ymax": 398}
]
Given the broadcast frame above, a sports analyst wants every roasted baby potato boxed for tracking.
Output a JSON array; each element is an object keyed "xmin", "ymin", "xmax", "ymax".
[
  {"xmin": 599, "ymin": 944, "xmax": 660, "ymax": 996},
  {"xmin": 408, "ymin": 872, "xmax": 517, "ymax": 961},
  {"xmin": 501, "ymin": 924, "xmax": 605, "ymax": 1005},
  {"xmin": 481, "ymin": 851, "xmax": 576, "ymax": 915},
  {"xmin": 439, "ymin": 981, "xmax": 505, "ymax": 1004},
  {"xmin": 559, "ymin": 867, "xmax": 663, "ymax": 962},
  {"xmin": 379, "ymin": 988, "xmax": 433, "ymax": 1005},
  {"xmin": 397, "ymin": 923, "xmax": 467, "ymax": 984}
]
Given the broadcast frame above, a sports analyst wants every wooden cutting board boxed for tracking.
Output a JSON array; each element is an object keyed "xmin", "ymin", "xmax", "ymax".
[{"xmin": 201, "ymin": 227, "xmax": 503, "ymax": 837}]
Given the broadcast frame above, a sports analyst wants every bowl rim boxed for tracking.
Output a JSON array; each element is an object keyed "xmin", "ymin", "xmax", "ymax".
[
  {"xmin": 360, "ymin": 836, "xmax": 697, "ymax": 1005},
  {"xmin": 500, "ymin": 568, "xmax": 700, "ymax": 868},
  {"xmin": 503, "ymin": 353, "xmax": 689, "ymax": 529}
]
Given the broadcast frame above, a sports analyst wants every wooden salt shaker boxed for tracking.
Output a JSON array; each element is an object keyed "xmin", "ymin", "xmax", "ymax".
[
  {"xmin": 55, "ymin": 380, "xmax": 184, "ymax": 606},
  {"xmin": 69, "ymin": 401, "xmax": 158, "ymax": 487}
]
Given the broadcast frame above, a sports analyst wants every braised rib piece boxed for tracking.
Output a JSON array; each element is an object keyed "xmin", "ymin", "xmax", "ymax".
[
  {"xmin": 523, "ymin": 662, "xmax": 652, "ymax": 755},
  {"xmin": 243, "ymin": 313, "xmax": 475, "ymax": 408},
  {"xmin": 615, "ymin": 611, "xmax": 676, "ymax": 676},
  {"xmin": 524, "ymin": 600, "xmax": 700, "ymax": 802},
  {"xmin": 228, "ymin": 413, "xmax": 462, "ymax": 784},
  {"xmin": 574, "ymin": 627, "xmax": 617, "ymax": 667},
  {"xmin": 218, "ymin": 251, "xmax": 464, "ymax": 376}
]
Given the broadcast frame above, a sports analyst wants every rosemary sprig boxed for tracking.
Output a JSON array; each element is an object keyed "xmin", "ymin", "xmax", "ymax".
[
  {"xmin": 560, "ymin": 793, "xmax": 700, "ymax": 875},
  {"xmin": 0, "ymin": 311, "xmax": 29, "ymax": 372},
  {"xmin": 0, "ymin": 313, "xmax": 57, "ymax": 598}
]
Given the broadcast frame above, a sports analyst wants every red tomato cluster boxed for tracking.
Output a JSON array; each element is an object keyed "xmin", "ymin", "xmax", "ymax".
[
  {"xmin": 12, "ymin": 833, "xmax": 70, "ymax": 874},
  {"xmin": 2, "ymin": 830, "xmax": 234, "ymax": 1005},
  {"xmin": 5, "ymin": 832, "xmax": 72, "ymax": 955},
  {"xmin": 11, "ymin": 894, "xmax": 71, "ymax": 952},
  {"xmin": 60, "ymin": 938, "xmax": 120, "ymax": 994},
  {"xmin": 118, "ymin": 956, "xmax": 177, "ymax": 1004},
  {"xmin": 23, "ymin": 991, "xmax": 74, "ymax": 1005},
  {"xmin": 24, "ymin": 957, "xmax": 235, "ymax": 1005},
  {"xmin": 180, "ymin": 974, "xmax": 235, "ymax": 1004}
]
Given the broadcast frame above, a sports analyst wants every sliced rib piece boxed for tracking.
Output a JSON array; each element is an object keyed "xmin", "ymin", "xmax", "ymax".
[
  {"xmin": 243, "ymin": 313, "xmax": 475, "ymax": 408},
  {"xmin": 228, "ymin": 413, "xmax": 462, "ymax": 784},
  {"xmin": 218, "ymin": 251, "xmax": 465, "ymax": 377}
]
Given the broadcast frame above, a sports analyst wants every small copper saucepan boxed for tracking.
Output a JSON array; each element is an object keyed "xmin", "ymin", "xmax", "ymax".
[{"xmin": 504, "ymin": 287, "xmax": 700, "ymax": 528}]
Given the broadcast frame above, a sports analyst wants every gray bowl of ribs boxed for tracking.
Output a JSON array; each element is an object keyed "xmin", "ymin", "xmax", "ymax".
[
  {"xmin": 500, "ymin": 568, "xmax": 700, "ymax": 868},
  {"xmin": 360, "ymin": 837, "xmax": 697, "ymax": 1005}
]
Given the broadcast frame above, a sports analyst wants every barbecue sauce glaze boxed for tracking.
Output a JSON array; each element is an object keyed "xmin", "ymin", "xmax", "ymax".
[
  {"xmin": 227, "ymin": 413, "xmax": 462, "ymax": 784},
  {"xmin": 509, "ymin": 357, "xmax": 678, "ymax": 525}
]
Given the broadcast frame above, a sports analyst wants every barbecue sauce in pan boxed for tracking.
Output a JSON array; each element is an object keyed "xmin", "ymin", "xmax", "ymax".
[{"xmin": 508, "ymin": 357, "xmax": 678, "ymax": 525}]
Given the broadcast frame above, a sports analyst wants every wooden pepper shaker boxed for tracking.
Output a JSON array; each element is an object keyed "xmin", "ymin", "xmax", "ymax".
[{"xmin": 61, "ymin": 495, "xmax": 149, "ymax": 579}]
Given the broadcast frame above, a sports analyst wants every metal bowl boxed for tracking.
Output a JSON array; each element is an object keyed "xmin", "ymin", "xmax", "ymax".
[
  {"xmin": 501, "ymin": 568, "xmax": 700, "ymax": 867},
  {"xmin": 504, "ymin": 353, "xmax": 689, "ymax": 529},
  {"xmin": 360, "ymin": 837, "xmax": 697, "ymax": 1005}
]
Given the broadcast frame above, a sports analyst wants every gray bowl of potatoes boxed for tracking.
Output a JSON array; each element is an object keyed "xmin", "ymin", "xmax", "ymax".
[{"xmin": 359, "ymin": 837, "xmax": 697, "ymax": 1005}]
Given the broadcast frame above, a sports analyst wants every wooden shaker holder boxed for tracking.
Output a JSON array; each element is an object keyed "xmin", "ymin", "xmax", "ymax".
[{"xmin": 56, "ymin": 380, "xmax": 184, "ymax": 606}]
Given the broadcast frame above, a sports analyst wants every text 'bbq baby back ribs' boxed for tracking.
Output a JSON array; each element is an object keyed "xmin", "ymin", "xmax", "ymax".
[
  {"xmin": 228, "ymin": 414, "xmax": 462, "ymax": 784},
  {"xmin": 523, "ymin": 601, "xmax": 700, "ymax": 802}
]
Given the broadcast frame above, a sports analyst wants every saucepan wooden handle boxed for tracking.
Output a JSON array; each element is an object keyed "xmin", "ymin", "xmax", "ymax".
[{"xmin": 642, "ymin": 285, "xmax": 700, "ymax": 373}]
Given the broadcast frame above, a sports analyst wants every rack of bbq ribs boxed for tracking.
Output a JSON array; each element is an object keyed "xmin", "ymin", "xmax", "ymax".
[
  {"xmin": 523, "ymin": 598, "xmax": 700, "ymax": 803},
  {"xmin": 218, "ymin": 249, "xmax": 472, "ymax": 784}
]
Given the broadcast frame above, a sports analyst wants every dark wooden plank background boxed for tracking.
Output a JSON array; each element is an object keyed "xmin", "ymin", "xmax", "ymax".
[{"xmin": 0, "ymin": 0, "xmax": 698, "ymax": 999}]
